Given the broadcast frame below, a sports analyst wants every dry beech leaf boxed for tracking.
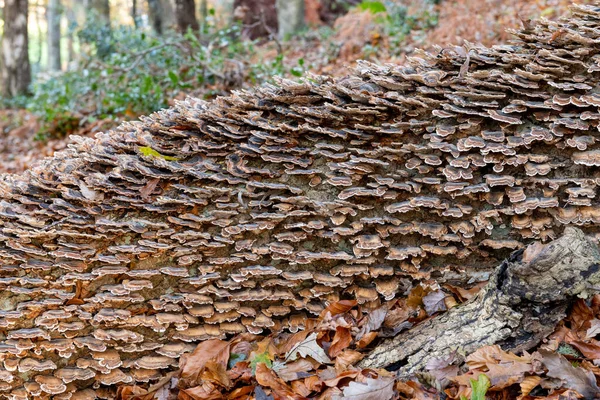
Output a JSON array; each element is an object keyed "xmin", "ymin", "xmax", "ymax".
[
  {"xmin": 356, "ymin": 331, "xmax": 378, "ymax": 349},
  {"xmin": 272, "ymin": 359, "xmax": 314, "ymax": 382},
  {"xmin": 586, "ymin": 319, "xmax": 600, "ymax": 339},
  {"xmin": 539, "ymin": 349, "xmax": 600, "ymax": 398},
  {"xmin": 329, "ymin": 326, "xmax": 352, "ymax": 358},
  {"xmin": 320, "ymin": 300, "xmax": 358, "ymax": 319},
  {"xmin": 335, "ymin": 349, "xmax": 365, "ymax": 371},
  {"xmin": 356, "ymin": 307, "xmax": 387, "ymax": 341},
  {"xmin": 422, "ymin": 290, "xmax": 448, "ymax": 315},
  {"xmin": 321, "ymin": 370, "xmax": 361, "ymax": 388},
  {"xmin": 466, "ymin": 345, "xmax": 531, "ymax": 370},
  {"xmin": 180, "ymin": 339, "xmax": 231, "ymax": 385},
  {"xmin": 179, "ymin": 383, "xmax": 223, "ymax": 400},
  {"xmin": 341, "ymin": 376, "xmax": 395, "ymax": 400},
  {"xmin": 569, "ymin": 299, "xmax": 595, "ymax": 331},
  {"xmin": 225, "ymin": 386, "xmax": 254, "ymax": 400},
  {"xmin": 255, "ymin": 362, "xmax": 306, "ymax": 400},
  {"xmin": 519, "ymin": 375, "xmax": 542, "ymax": 399},
  {"xmin": 567, "ymin": 340, "xmax": 600, "ymax": 360},
  {"xmin": 285, "ymin": 332, "xmax": 332, "ymax": 364},
  {"xmin": 485, "ymin": 362, "xmax": 532, "ymax": 389}
]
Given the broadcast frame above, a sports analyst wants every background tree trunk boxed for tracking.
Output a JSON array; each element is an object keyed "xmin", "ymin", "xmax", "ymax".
[
  {"xmin": 276, "ymin": 0, "xmax": 304, "ymax": 39},
  {"xmin": 233, "ymin": 0, "xmax": 278, "ymax": 40},
  {"xmin": 174, "ymin": 0, "xmax": 199, "ymax": 33},
  {"xmin": 1, "ymin": 0, "xmax": 31, "ymax": 97},
  {"xmin": 47, "ymin": 0, "xmax": 62, "ymax": 71},
  {"xmin": 132, "ymin": 0, "xmax": 138, "ymax": 27},
  {"xmin": 148, "ymin": 0, "xmax": 175, "ymax": 35}
]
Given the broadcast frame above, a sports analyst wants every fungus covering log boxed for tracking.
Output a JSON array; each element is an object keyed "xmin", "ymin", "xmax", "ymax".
[
  {"xmin": 359, "ymin": 227, "xmax": 600, "ymax": 376},
  {"xmin": 2, "ymin": 3, "xmax": 600, "ymax": 397}
]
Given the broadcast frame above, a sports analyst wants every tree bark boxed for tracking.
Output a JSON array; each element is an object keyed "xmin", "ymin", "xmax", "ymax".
[
  {"xmin": 47, "ymin": 0, "xmax": 62, "ymax": 71},
  {"xmin": 359, "ymin": 227, "xmax": 600, "ymax": 377},
  {"xmin": 174, "ymin": 0, "xmax": 199, "ymax": 33},
  {"xmin": 1, "ymin": 0, "xmax": 31, "ymax": 97}
]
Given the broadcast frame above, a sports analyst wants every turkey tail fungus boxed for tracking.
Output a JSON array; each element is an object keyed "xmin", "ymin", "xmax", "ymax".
[{"xmin": 2, "ymin": 2, "xmax": 600, "ymax": 397}]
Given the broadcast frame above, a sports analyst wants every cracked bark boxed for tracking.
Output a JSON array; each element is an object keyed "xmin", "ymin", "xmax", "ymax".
[{"xmin": 359, "ymin": 227, "xmax": 600, "ymax": 378}]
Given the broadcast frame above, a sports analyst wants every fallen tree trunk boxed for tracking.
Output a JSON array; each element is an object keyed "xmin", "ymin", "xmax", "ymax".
[{"xmin": 359, "ymin": 227, "xmax": 600, "ymax": 377}]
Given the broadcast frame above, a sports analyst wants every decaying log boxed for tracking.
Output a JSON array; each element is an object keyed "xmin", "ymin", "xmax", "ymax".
[{"xmin": 359, "ymin": 227, "xmax": 600, "ymax": 377}]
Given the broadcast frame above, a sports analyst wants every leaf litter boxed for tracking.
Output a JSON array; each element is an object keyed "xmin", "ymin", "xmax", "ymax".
[{"xmin": 115, "ymin": 287, "xmax": 600, "ymax": 399}]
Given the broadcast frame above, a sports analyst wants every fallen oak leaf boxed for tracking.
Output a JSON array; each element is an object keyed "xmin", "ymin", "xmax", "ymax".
[
  {"xmin": 539, "ymin": 349, "xmax": 600, "ymax": 398},
  {"xmin": 285, "ymin": 332, "xmax": 332, "ymax": 364},
  {"xmin": 342, "ymin": 376, "xmax": 395, "ymax": 400}
]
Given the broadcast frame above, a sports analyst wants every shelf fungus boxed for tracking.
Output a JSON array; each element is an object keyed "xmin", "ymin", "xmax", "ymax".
[{"xmin": 2, "ymin": 3, "xmax": 600, "ymax": 397}]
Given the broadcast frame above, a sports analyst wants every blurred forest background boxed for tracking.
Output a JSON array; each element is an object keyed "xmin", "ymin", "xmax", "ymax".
[{"xmin": 0, "ymin": 0, "xmax": 587, "ymax": 174}]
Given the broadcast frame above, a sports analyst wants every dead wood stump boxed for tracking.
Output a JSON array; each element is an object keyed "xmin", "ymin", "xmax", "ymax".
[{"xmin": 359, "ymin": 227, "xmax": 600, "ymax": 378}]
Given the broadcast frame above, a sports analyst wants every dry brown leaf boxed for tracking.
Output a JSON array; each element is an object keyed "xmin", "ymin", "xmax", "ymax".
[
  {"xmin": 518, "ymin": 375, "xmax": 542, "ymax": 399},
  {"xmin": 465, "ymin": 345, "xmax": 531, "ymax": 370},
  {"xmin": 180, "ymin": 339, "xmax": 231, "ymax": 386},
  {"xmin": 272, "ymin": 359, "xmax": 314, "ymax": 382},
  {"xmin": 356, "ymin": 331, "xmax": 378, "ymax": 349},
  {"xmin": 329, "ymin": 326, "xmax": 353, "ymax": 358},
  {"xmin": 356, "ymin": 306, "xmax": 388, "ymax": 341},
  {"xmin": 320, "ymin": 300, "xmax": 358, "ymax": 319},
  {"xmin": 335, "ymin": 349, "xmax": 365, "ymax": 371},
  {"xmin": 567, "ymin": 340, "xmax": 600, "ymax": 360},
  {"xmin": 255, "ymin": 362, "xmax": 307, "ymax": 400},
  {"xmin": 485, "ymin": 362, "xmax": 532, "ymax": 389},
  {"xmin": 569, "ymin": 299, "xmax": 595, "ymax": 331},
  {"xmin": 226, "ymin": 385, "xmax": 254, "ymax": 400},
  {"xmin": 422, "ymin": 290, "xmax": 448, "ymax": 315},
  {"xmin": 342, "ymin": 376, "xmax": 395, "ymax": 400},
  {"xmin": 290, "ymin": 380, "xmax": 312, "ymax": 398},
  {"xmin": 179, "ymin": 383, "xmax": 223, "ymax": 400},
  {"xmin": 278, "ymin": 330, "xmax": 310, "ymax": 356},
  {"xmin": 539, "ymin": 349, "xmax": 600, "ymax": 398},
  {"xmin": 285, "ymin": 332, "xmax": 332, "ymax": 364},
  {"xmin": 444, "ymin": 282, "xmax": 486, "ymax": 302},
  {"xmin": 586, "ymin": 318, "xmax": 600, "ymax": 339},
  {"xmin": 202, "ymin": 360, "xmax": 234, "ymax": 388},
  {"xmin": 321, "ymin": 370, "xmax": 361, "ymax": 388}
]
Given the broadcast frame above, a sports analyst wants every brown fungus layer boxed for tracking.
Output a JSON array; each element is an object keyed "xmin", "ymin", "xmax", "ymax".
[{"xmin": 2, "ymin": 3, "xmax": 600, "ymax": 398}]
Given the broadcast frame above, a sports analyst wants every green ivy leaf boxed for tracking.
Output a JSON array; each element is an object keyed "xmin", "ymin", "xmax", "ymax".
[
  {"xmin": 469, "ymin": 374, "xmax": 490, "ymax": 400},
  {"xmin": 168, "ymin": 70, "xmax": 180, "ymax": 86}
]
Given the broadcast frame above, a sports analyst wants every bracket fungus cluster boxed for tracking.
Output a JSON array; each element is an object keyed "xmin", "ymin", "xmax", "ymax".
[{"xmin": 1, "ymin": 3, "xmax": 600, "ymax": 398}]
